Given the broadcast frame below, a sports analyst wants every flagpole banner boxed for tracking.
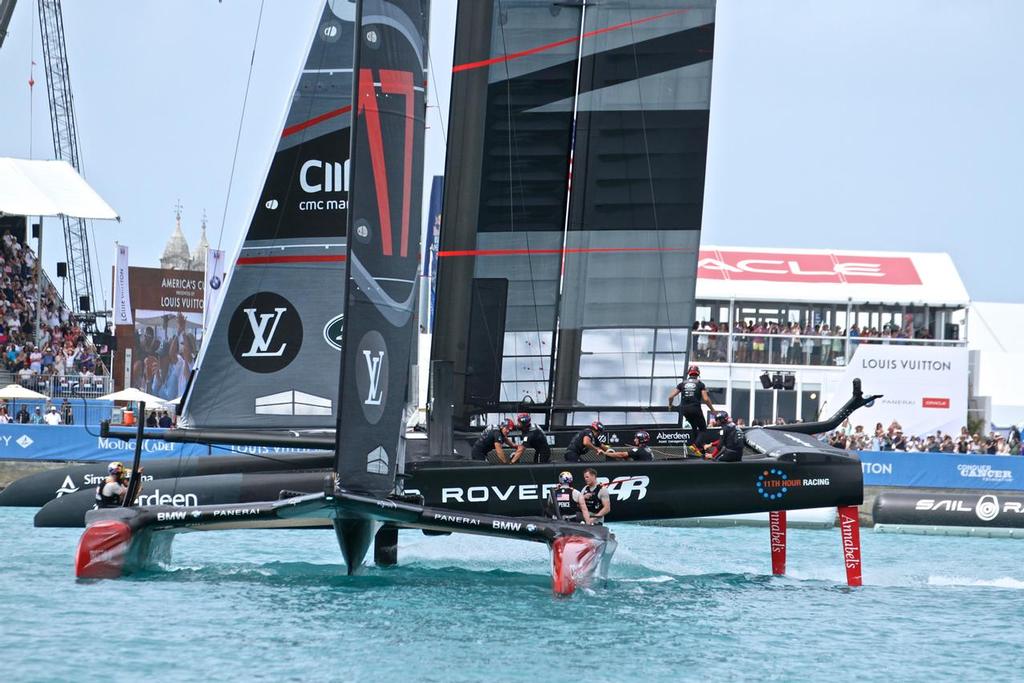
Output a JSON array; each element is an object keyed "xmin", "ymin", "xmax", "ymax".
[
  {"xmin": 203, "ymin": 248, "xmax": 226, "ymax": 331},
  {"xmin": 113, "ymin": 244, "xmax": 133, "ymax": 325}
]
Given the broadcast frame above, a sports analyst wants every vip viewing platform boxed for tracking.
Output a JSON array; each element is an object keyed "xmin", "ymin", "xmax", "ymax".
[{"xmin": 682, "ymin": 247, "xmax": 969, "ymax": 428}]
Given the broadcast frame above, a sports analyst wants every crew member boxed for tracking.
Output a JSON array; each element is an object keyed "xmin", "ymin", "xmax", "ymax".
[
  {"xmin": 547, "ymin": 471, "xmax": 590, "ymax": 524},
  {"xmin": 564, "ymin": 421, "xmax": 620, "ymax": 462},
  {"xmin": 94, "ymin": 461, "xmax": 133, "ymax": 508},
  {"xmin": 707, "ymin": 411, "xmax": 744, "ymax": 462},
  {"xmin": 580, "ymin": 468, "xmax": 611, "ymax": 524},
  {"xmin": 511, "ymin": 413, "xmax": 551, "ymax": 464},
  {"xmin": 470, "ymin": 419, "xmax": 516, "ymax": 463},
  {"xmin": 604, "ymin": 430, "xmax": 654, "ymax": 461},
  {"xmin": 668, "ymin": 365, "xmax": 715, "ymax": 432}
]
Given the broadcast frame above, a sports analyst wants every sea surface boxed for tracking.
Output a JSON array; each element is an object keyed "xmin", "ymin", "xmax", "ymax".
[{"xmin": 1, "ymin": 507, "xmax": 1022, "ymax": 682}]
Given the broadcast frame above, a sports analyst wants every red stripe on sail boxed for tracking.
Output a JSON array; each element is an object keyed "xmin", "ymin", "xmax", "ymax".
[
  {"xmin": 281, "ymin": 105, "xmax": 353, "ymax": 138},
  {"xmin": 438, "ymin": 247, "xmax": 691, "ymax": 258},
  {"xmin": 237, "ymin": 255, "xmax": 346, "ymax": 265},
  {"xmin": 452, "ymin": 9, "xmax": 688, "ymax": 73}
]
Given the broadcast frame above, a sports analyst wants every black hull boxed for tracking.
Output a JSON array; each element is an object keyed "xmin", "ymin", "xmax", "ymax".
[
  {"xmin": 36, "ymin": 453, "xmax": 862, "ymax": 528},
  {"xmin": 1, "ymin": 452, "xmax": 332, "ymax": 507}
]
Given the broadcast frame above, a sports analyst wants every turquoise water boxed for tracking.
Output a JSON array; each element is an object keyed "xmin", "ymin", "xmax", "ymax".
[{"xmin": 2, "ymin": 507, "xmax": 1022, "ymax": 682}]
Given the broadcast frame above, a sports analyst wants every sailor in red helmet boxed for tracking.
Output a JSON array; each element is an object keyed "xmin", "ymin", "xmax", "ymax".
[
  {"xmin": 470, "ymin": 418, "xmax": 517, "ymax": 463},
  {"xmin": 668, "ymin": 363, "xmax": 716, "ymax": 435},
  {"xmin": 510, "ymin": 412, "xmax": 551, "ymax": 464},
  {"xmin": 564, "ymin": 420, "xmax": 622, "ymax": 462}
]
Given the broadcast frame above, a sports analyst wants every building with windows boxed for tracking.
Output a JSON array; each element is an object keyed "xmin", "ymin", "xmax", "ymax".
[{"xmin": 691, "ymin": 246, "xmax": 970, "ymax": 429}]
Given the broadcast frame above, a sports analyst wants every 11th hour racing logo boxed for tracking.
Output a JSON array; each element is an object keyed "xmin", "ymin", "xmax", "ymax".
[{"xmin": 756, "ymin": 468, "xmax": 831, "ymax": 501}]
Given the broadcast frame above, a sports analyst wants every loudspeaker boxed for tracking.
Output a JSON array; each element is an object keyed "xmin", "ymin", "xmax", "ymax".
[
  {"xmin": 783, "ymin": 374, "xmax": 796, "ymax": 391},
  {"xmin": 31, "ymin": 223, "xmax": 41, "ymax": 239},
  {"xmin": 944, "ymin": 323, "xmax": 959, "ymax": 341},
  {"xmin": 79, "ymin": 295, "xmax": 91, "ymax": 312},
  {"xmin": 56, "ymin": 262, "xmax": 67, "ymax": 278},
  {"xmin": 759, "ymin": 372, "xmax": 772, "ymax": 390},
  {"xmin": 772, "ymin": 373, "xmax": 783, "ymax": 390}
]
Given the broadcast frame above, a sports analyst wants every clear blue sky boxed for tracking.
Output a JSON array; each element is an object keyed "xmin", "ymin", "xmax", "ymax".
[{"xmin": 0, "ymin": 0, "xmax": 1020, "ymax": 309}]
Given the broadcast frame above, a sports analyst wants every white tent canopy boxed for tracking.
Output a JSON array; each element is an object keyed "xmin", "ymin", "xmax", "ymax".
[
  {"xmin": 0, "ymin": 383, "xmax": 48, "ymax": 400},
  {"xmin": 98, "ymin": 388, "xmax": 170, "ymax": 405},
  {"xmin": 0, "ymin": 158, "xmax": 119, "ymax": 220}
]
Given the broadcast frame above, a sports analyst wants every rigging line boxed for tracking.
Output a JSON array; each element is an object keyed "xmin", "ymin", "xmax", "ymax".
[
  {"xmin": 28, "ymin": 0, "xmax": 34, "ymax": 159},
  {"xmin": 495, "ymin": 1, "xmax": 544, "ymax": 405},
  {"xmin": 548, "ymin": 1, "xmax": 587, "ymax": 423},
  {"xmin": 426, "ymin": 35, "xmax": 446, "ymax": 147},
  {"xmin": 215, "ymin": 0, "xmax": 266, "ymax": 252},
  {"xmin": 627, "ymin": 7, "xmax": 684, "ymax": 391}
]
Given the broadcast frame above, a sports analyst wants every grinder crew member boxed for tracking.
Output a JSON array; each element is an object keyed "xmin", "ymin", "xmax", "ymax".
[
  {"xmin": 471, "ymin": 419, "xmax": 517, "ymax": 463},
  {"xmin": 668, "ymin": 364, "xmax": 715, "ymax": 432},
  {"xmin": 604, "ymin": 429, "xmax": 654, "ymax": 461},
  {"xmin": 547, "ymin": 471, "xmax": 591, "ymax": 524},
  {"xmin": 511, "ymin": 413, "xmax": 551, "ymax": 464},
  {"xmin": 580, "ymin": 468, "xmax": 611, "ymax": 524},
  {"xmin": 707, "ymin": 411, "xmax": 744, "ymax": 462},
  {"xmin": 564, "ymin": 421, "xmax": 622, "ymax": 462}
]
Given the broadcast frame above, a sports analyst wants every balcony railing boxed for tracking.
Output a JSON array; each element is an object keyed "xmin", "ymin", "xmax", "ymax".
[
  {"xmin": 691, "ymin": 331, "xmax": 965, "ymax": 367},
  {"xmin": 0, "ymin": 372, "xmax": 113, "ymax": 398}
]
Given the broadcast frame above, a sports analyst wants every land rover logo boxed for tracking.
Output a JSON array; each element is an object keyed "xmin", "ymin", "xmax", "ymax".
[
  {"xmin": 227, "ymin": 292, "xmax": 302, "ymax": 373},
  {"xmin": 355, "ymin": 330, "xmax": 388, "ymax": 424},
  {"xmin": 323, "ymin": 314, "xmax": 344, "ymax": 351}
]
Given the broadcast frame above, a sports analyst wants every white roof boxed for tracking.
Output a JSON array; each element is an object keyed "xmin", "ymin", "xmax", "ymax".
[
  {"xmin": 695, "ymin": 245, "xmax": 969, "ymax": 307},
  {"xmin": 0, "ymin": 158, "xmax": 119, "ymax": 220}
]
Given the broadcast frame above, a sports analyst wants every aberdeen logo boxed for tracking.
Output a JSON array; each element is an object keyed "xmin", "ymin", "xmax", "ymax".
[
  {"xmin": 227, "ymin": 292, "xmax": 303, "ymax": 373},
  {"xmin": 323, "ymin": 314, "xmax": 344, "ymax": 351},
  {"xmin": 355, "ymin": 330, "xmax": 388, "ymax": 424}
]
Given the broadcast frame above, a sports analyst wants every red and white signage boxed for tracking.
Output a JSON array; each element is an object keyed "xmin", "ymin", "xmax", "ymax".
[{"xmin": 698, "ymin": 249, "xmax": 922, "ymax": 285}]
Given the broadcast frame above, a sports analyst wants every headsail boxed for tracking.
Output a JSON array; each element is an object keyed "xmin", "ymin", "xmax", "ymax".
[
  {"xmin": 334, "ymin": 0, "xmax": 429, "ymax": 495},
  {"xmin": 181, "ymin": 1, "xmax": 356, "ymax": 430}
]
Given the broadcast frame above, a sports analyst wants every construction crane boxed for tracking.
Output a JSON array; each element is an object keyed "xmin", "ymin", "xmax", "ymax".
[{"xmin": 37, "ymin": 0, "xmax": 96, "ymax": 313}]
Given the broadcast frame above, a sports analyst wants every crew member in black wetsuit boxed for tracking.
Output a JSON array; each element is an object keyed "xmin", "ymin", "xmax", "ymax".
[
  {"xmin": 604, "ymin": 429, "xmax": 654, "ymax": 461},
  {"xmin": 94, "ymin": 461, "xmax": 136, "ymax": 508},
  {"xmin": 706, "ymin": 411, "xmax": 744, "ymax": 462},
  {"xmin": 564, "ymin": 421, "xmax": 621, "ymax": 462},
  {"xmin": 668, "ymin": 364, "xmax": 716, "ymax": 455},
  {"xmin": 511, "ymin": 413, "xmax": 551, "ymax": 464},
  {"xmin": 580, "ymin": 468, "xmax": 611, "ymax": 525},
  {"xmin": 546, "ymin": 471, "xmax": 590, "ymax": 524},
  {"xmin": 471, "ymin": 419, "xmax": 516, "ymax": 463}
]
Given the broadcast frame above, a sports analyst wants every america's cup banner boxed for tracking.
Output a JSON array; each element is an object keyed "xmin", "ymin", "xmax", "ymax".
[{"xmin": 825, "ymin": 345, "xmax": 968, "ymax": 436}]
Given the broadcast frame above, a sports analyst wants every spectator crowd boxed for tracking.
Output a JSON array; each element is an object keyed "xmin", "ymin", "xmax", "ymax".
[
  {"xmin": 691, "ymin": 320, "xmax": 937, "ymax": 365},
  {"xmin": 0, "ymin": 230, "xmax": 108, "ymax": 390},
  {"xmin": 827, "ymin": 420, "xmax": 1022, "ymax": 455}
]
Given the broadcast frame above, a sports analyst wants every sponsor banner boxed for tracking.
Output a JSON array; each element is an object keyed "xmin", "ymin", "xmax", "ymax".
[
  {"xmin": 874, "ymin": 491, "xmax": 1024, "ymax": 528},
  {"xmin": 859, "ymin": 451, "xmax": 1024, "ymax": 491},
  {"xmin": 0, "ymin": 425, "xmax": 316, "ymax": 462},
  {"xmin": 203, "ymin": 248, "xmax": 226, "ymax": 332},
  {"xmin": 825, "ymin": 345, "xmax": 968, "ymax": 436},
  {"xmin": 113, "ymin": 244, "xmax": 133, "ymax": 325},
  {"xmin": 697, "ymin": 249, "xmax": 922, "ymax": 285}
]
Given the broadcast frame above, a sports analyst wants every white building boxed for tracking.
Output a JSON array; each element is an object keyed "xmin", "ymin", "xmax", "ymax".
[{"xmin": 692, "ymin": 246, "xmax": 970, "ymax": 433}]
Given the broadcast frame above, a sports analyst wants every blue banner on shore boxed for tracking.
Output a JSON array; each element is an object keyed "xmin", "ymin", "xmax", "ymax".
[
  {"xmin": 859, "ymin": 451, "xmax": 1024, "ymax": 491},
  {"xmin": 0, "ymin": 425, "xmax": 323, "ymax": 461}
]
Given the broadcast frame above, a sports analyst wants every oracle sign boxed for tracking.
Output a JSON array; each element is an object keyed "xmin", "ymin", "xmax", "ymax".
[{"xmin": 697, "ymin": 250, "xmax": 922, "ymax": 285}]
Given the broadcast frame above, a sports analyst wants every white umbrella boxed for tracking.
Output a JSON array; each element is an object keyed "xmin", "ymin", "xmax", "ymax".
[
  {"xmin": 0, "ymin": 383, "xmax": 48, "ymax": 400},
  {"xmin": 97, "ymin": 388, "xmax": 170, "ymax": 405}
]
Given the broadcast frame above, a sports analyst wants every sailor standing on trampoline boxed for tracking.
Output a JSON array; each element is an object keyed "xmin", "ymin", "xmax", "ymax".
[{"xmin": 668, "ymin": 365, "xmax": 716, "ymax": 445}]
